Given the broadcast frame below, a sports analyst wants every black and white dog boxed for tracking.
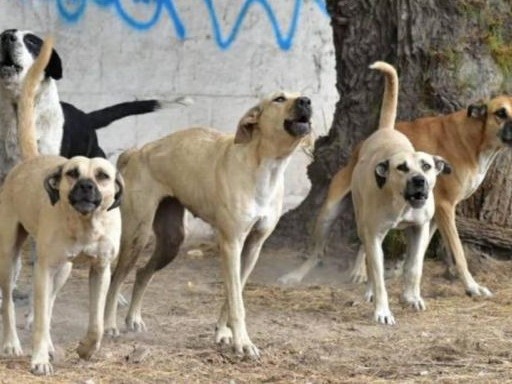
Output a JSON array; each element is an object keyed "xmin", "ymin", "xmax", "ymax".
[{"xmin": 0, "ymin": 29, "xmax": 190, "ymax": 181}]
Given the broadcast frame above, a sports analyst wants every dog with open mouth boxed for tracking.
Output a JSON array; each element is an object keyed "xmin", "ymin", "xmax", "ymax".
[
  {"xmin": 103, "ymin": 91, "xmax": 312, "ymax": 358},
  {"xmin": 0, "ymin": 36, "xmax": 123, "ymax": 375},
  {"xmin": 0, "ymin": 29, "xmax": 191, "ymax": 181},
  {"xmin": 307, "ymin": 61, "xmax": 450, "ymax": 324}
]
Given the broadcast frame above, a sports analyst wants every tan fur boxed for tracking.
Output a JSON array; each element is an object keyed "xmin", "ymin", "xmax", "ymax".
[
  {"xmin": 103, "ymin": 91, "xmax": 312, "ymax": 358},
  {"xmin": 18, "ymin": 36, "xmax": 54, "ymax": 160},
  {"xmin": 369, "ymin": 61, "xmax": 398, "ymax": 130},
  {"xmin": 0, "ymin": 37, "xmax": 123, "ymax": 376},
  {"xmin": 281, "ymin": 83, "xmax": 512, "ymax": 299}
]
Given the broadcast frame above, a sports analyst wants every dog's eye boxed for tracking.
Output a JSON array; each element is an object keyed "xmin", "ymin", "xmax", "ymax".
[
  {"xmin": 396, "ymin": 163, "xmax": 409, "ymax": 173},
  {"xmin": 273, "ymin": 96, "xmax": 286, "ymax": 103},
  {"xmin": 65, "ymin": 168, "xmax": 79, "ymax": 179},
  {"xmin": 96, "ymin": 171, "xmax": 110, "ymax": 181},
  {"xmin": 422, "ymin": 163, "xmax": 432, "ymax": 171},
  {"xmin": 494, "ymin": 108, "xmax": 508, "ymax": 119}
]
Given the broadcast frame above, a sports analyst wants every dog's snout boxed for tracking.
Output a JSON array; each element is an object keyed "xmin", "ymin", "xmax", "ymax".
[
  {"xmin": 1, "ymin": 30, "xmax": 16, "ymax": 45},
  {"xmin": 412, "ymin": 175, "xmax": 426, "ymax": 188},
  {"xmin": 77, "ymin": 179, "xmax": 95, "ymax": 191},
  {"xmin": 297, "ymin": 97, "xmax": 311, "ymax": 108}
]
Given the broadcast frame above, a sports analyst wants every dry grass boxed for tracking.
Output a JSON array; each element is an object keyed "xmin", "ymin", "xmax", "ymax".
[{"xmin": 1, "ymin": 242, "xmax": 512, "ymax": 383}]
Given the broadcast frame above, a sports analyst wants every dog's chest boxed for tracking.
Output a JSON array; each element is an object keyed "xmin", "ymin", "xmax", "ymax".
[
  {"xmin": 464, "ymin": 151, "xmax": 499, "ymax": 198},
  {"xmin": 395, "ymin": 205, "xmax": 433, "ymax": 228}
]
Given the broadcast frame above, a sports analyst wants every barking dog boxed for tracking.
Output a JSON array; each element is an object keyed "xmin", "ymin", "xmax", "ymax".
[
  {"xmin": 279, "ymin": 80, "xmax": 512, "ymax": 300},
  {"xmin": 0, "ymin": 37, "xmax": 123, "ymax": 375},
  {"xmin": 103, "ymin": 91, "xmax": 312, "ymax": 358},
  {"xmin": 349, "ymin": 62, "xmax": 449, "ymax": 324},
  {"xmin": 0, "ymin": 29, "xmax": 190, "ymax": 180}
]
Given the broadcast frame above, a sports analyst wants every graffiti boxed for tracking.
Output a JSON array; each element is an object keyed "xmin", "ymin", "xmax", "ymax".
[{"xmin": 54, "ymin": 0, "xmax": 328, "ymax": 50}]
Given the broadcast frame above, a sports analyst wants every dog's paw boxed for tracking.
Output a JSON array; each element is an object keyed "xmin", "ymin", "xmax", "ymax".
[
  {"xmin": 402, "ymin": 294, "xmax": 426, "ymax": 311},
  {"xmin": 234, "ymin": 339, "xmax": 260, "ymax": 359},
  {"xmin": 350, "ymin": 265, "xmax": 368, "ymax": 284},
  {"xmin": 31, "ymin": 361, "xmax": 53, "ymax": 376},
  {"xmin": 277, "ymin": 272, "xmax": 302, "ymax": 285},
  {"xmin": 76, "ymin": 337, "xmax": 100, "ymax": 360},
  {"xmin": 465, "ymin": 283, "xmax": 493, "ymax": 298},
  {"xmin": 125, "ymin": 316, "xmax": 146, "ymax": 332},
  {"xmin": 2, "ymin": 340, "xmax": 23, "ymax": 356},
  {"xmin": 374, "ymin": 309, "xmax": 396, "ymax": 325},
  {"xmin": 215, "ymin": 325, "xmax": 233, "ymax": 345},
  {"xmin": 104, "ymin": 327, "xmax": 120, "ymax": 338}
]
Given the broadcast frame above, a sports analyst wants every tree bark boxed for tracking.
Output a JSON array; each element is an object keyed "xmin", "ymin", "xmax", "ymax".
[{"xmin": 270, "ymin": 0, "xmax": 512, "ymax": 260}]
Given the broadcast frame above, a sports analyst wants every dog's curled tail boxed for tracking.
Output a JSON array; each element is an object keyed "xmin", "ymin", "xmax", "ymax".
[
  {"xmin": 18, "ymin": 36, "xmax": 55, "ymax": 160},
  {"xmin": 369, "ymin": 61, "xmax": 399, "ymax": 130}
]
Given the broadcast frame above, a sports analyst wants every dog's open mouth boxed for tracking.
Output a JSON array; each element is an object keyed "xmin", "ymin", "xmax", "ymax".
[
  {"xmin": 0, "ymin": 53, "xmax": 22, "ymax": 78},
  {"xmin": 284, "ymin": 118, "xmax": 311, "ymax": 137},
  {"xmin": 70, "ymin": 199, "xmax": 101, "ymax": 215},
  {"xmin": 405, "ymin": 192, "xmax": 428, "ymax": 209}
]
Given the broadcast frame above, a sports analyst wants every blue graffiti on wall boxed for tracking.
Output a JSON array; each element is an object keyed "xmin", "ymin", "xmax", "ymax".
[{"xmin": 55, "ymin": 0, "xmax": 328, "ymax": 50}]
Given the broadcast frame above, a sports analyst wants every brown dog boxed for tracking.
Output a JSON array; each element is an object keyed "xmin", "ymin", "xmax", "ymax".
[
  {"xmin": 0, "ymin": 37, "xmax": 123, "ymax": 375},
  {"xmin": 279, "ymin": 93, "xmax": 512, "ymax": 297},
  {"xmin": 103, "ymin": 91, "xmax": 312, "ymax": 358}
]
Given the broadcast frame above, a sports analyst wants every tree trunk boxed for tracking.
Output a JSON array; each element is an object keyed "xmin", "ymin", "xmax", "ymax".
[{"xmin": 270, "ymin": 0, "xmax": 512, "ymax": 260}]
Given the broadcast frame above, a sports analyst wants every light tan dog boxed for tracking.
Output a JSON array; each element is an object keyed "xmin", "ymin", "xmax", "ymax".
[
  {"xmin": 103, "ymin": 91, "xmax": 312, "ymax": 357},
  {"xmin": 280, "ymin": 80, "xmax": 512, "ymax": 299},
  {"xmin": 0, "ymin": 37, "xmax": 123, "ymax": 375},
  {"xmin": 343, "ymin": 62, "xmax": 450, "ymax": 324}
]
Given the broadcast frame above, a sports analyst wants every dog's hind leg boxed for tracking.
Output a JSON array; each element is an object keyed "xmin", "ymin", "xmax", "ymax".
[
  {"xmin": 125, "ymin": 197, "xmax": 185, "ymax": 332},
  {"xmin": 216, "ymin": 228, "xmax": 269, "ymax": 347},
  {"xmin": 278, "ymin": 157, "xmax": 356, "ymax": 285},
  {"xmin": 401, "ymin": 224, "xmax": 430, "ymax": 311},
  {"xmin": 104, "ymin": 197, "xmax": 157, "ymax": 336},
  {"xmin": 0, "ymin": 223, "xmax": 27, "ymax": 356}
]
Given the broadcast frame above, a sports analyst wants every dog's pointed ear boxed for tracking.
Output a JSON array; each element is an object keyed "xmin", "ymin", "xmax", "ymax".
[
  {"xmin": 433, "ymin": 156, "xmax": 452, "ymax": 175},
  {"xmin": 467, "ymin": 103, "xmax": 487, "ymax": 119},
  {"xmin": 45, "ymin": 48, "xmax": 62, "ymax": 80},
  {"xmin": 234, "ymin": 105, "xmax": 261, "ymax": 144},
  {"xmin": 43, "ymin": 165, "xmax": 63, "ymax": 205},
  {"xmin": 108, "ymin": 172, "xmax": 124, "ymax": 211},
  {"xmin": 374, "ymin": 160, "xmax": 389, "ymax": 189}
]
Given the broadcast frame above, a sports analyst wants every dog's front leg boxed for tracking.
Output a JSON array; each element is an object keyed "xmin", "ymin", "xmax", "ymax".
[
  {"xmin": 77, "ymin": 259, "xmax": 111, "ymax": 360},
  {"xmin": 31, "ymin": 262, "xmax": 53, "ymax": 375},
  {"xmin": 218, "ymin": 236, "xmax": 259, "ymax": 358},
  {"xmin": 216, "ymin": 229, "xmax": 269, "ymax": 348},
  {"xmin": 0, "ymin": 254, "xmax": 23, "ymax": 356},
  {"xmin": 435, "ymin": 203, "xmax": 491, "ymax": 297},
  {"xmin": 364, "ymin": 232, "xmax": 395, "ymax": 325},
  {"xmin": 401, "ymin": 224, "xmax": 430, "ymax": 311}
]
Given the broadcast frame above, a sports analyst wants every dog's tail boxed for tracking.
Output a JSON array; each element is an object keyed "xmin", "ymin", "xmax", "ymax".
[
  {"xmin": 18, "ymin": 36, "xmax": 54, "ymax": 160},
  {"xmin": 369, "ymin": 61, "xmax": 399, "ymax": 130},
  {"xmin": 87, "ymin": 96, "xmax": 194, "ymax": 130}
]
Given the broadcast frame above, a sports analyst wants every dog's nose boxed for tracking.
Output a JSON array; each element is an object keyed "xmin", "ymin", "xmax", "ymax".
[
  {"xmin": 1, "ymin": 30, "xmax": 16, "ymax": 44},
  {"xmin": 297, "ymin": 97, "xmax": 311, "ymax": 108},
  {"xmin": 78, "ymin": 180, "xmax": 95, "ymax": 192},
  {"xmin": 412, "ymin": 175, "xmax": 426, "ymax": 188}
]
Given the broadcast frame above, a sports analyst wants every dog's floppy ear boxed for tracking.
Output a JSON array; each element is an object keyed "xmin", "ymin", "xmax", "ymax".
[
  {"xmin": 433, "ymin": 156, "xmax": 452, "ymax": 175},
  {"xmin": 45, "ymin": 48, "xmax": 62, "ymax": 80},
  {"xmin": 467, "ymin": 103, "xmax": 487, "ymax": 119},
  {"xmin": 43, "ymin": 165, "xmax": 63, "ymax": 205},
  {"xmin": 234, "ymin": 105, "xmax": 261, "ymax": 144},
  {"xmin": 374, "ymin": 160, "xmax": 389, "ymax": 189},
  {"xmin": 108, "ymin": 172, "xmax": 124, "ymax": 211}
]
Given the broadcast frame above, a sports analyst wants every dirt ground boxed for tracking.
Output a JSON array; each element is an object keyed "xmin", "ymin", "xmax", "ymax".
[{"xmin": 2, "ymin": 232, "xmax": 512, "ymax": 384}]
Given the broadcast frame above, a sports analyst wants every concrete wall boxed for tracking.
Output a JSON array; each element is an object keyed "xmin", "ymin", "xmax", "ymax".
[{"xmin": 0, "ymin": 0, "xmax": 336, "ymax": 211}]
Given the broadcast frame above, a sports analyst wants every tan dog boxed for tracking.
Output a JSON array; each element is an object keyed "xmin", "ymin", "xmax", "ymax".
[
  {"xmin": 344, "ymin": 62, "xmax": 450, "ymax": 324},
  {"xmin": 280, "ymin": 82, "xmax": 512, "ymax": 299},
  {"xmin": 103, "ymin": 91, "xmax": 312, "ymax": 357},
  {"xmin": 0, "ymin": 37, "xmax": 123, "ymax": 375}
]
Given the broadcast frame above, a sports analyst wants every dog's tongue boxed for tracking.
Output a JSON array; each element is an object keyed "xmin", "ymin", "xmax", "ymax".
[{"xmin": 284, "ymin": 120, "xmax": 311, "ymax": 137}]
